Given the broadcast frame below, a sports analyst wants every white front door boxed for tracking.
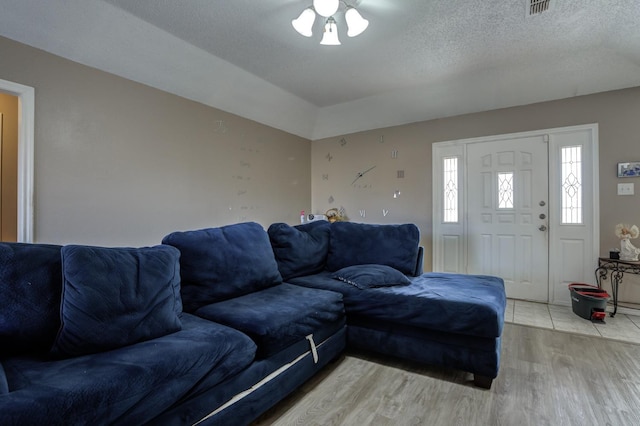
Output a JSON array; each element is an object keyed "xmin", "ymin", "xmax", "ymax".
[
  {"xmin": 432, "ymin": 124, "xmax": 599, "ymax": 306},
  {"xmin": 466, "ymin": 136, "xmax": 549, "ymax": 301}
]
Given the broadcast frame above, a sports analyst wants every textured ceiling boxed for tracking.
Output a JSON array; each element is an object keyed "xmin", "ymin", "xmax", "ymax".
[{"xmin": 1, "ymin": 0, "xmax": 640, "ymax": 139}]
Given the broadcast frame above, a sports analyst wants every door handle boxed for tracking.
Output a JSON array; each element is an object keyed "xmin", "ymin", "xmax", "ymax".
[{"xmin": 539, "ymin": 225, "xmax": 547, "ymax": 231}]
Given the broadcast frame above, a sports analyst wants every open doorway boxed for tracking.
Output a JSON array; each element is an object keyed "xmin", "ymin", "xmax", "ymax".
[
  {"xmin": 0, "ymin": 93, "xmax": 18, "ymax": 241},
  {"xmin": 0, "ymin": 78, "xmax": 34, "ymax": 243}
]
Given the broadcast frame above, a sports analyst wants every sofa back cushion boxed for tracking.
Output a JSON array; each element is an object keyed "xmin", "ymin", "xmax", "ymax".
[
  {"xmin": 0, "ymin": 242, "xmax": 63, "ymax": 355},
  {"xmin": 162, "ymin": 222, "xmax": 283, "ymax": 311},
  {"xmin": 268, "ymin": 221, "xmax": 331, "ymax": 280},
  {"xmin": 326, "ymin": 222, "xmax": 420, "ymax": 275},
  {"xmin": 50, "ymin": 244, "xmax": 183, "ymax": 358}
]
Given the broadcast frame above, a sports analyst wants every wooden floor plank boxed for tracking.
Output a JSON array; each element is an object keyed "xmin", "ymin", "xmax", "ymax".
[{"xmin": 252, "ymin": 323, "xmax": 640, "ymax": 425}]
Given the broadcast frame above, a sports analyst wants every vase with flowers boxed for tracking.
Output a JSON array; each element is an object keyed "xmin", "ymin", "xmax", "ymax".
[{"xmin": 615, "ymin": 223, "xmax": 640, "ymax": 261}]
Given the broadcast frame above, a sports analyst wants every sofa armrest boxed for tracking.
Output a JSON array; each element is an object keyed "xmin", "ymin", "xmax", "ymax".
[{"xmin": 413, "ymin": 246, "xmax": 424, "ymax": 276}]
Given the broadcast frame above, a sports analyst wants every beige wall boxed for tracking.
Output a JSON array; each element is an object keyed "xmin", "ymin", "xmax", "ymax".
[
  {"xmin": 0, "ymin": 36, "xmax": 311, "ymax": 246},
  {"xmin": 2, "ymin": 34, "xmax": 639, "ymax": 305},
  {"xmin": 0, "ymin": 92, "xmax": 18, "ymax": 241},
  {"xmin": 312, "ymin": 87, "xmax": 640, "ymax": 304}
]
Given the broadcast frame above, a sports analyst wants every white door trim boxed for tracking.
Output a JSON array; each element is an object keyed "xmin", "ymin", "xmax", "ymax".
[
  {"xmin": 433, "ymin": 124, "xmax": 599, "ymax": 304},
  {"xmin": 0, "ymin": 78, "xmax": 34, "ymax": 243}
]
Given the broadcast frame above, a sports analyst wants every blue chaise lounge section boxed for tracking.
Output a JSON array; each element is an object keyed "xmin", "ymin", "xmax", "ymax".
[{"xmin": 269, "ymin": 220, "xmax": 507, "ymax": 388}]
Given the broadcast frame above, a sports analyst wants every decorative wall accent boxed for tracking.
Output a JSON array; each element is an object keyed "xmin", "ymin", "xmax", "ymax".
[{"xmin": 618, "ymin": 162, "xmax": 640, "ymax": 177}]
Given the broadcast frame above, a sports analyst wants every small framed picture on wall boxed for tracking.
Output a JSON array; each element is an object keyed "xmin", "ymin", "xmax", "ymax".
[{"xmin": 617, "ymin": 162, "xmax": 640, "ymax": 178}]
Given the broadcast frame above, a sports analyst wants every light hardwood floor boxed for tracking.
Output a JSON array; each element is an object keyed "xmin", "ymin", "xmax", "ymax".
[{"xmin": 252, "ymin": 323, "xmax": 640, "ymax": 426}]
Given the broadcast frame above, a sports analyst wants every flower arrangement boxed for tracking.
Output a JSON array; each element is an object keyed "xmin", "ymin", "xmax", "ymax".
[{"xmin": 615, "ymin": 223, "xmax": 640, "ymax": 261}]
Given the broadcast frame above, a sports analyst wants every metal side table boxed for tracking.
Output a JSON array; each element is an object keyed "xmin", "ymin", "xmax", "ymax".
[{"xmin": 595, "ymin": 257, "xmax": 640, "ymax": 317}]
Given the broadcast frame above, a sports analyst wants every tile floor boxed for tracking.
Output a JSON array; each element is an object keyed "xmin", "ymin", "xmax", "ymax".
[{"xmin": 505, "ymin": 299, "xmax": 640, "ymax": 344}]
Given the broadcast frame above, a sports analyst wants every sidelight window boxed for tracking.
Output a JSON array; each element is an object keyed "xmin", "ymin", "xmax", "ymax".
[
  {"xmin": 561, "ymin": 146, "xmax": 582, "ymax": 224},
  {"xmin": 443, "ymin": 157, "xmax": 458, "ymax": 222}
]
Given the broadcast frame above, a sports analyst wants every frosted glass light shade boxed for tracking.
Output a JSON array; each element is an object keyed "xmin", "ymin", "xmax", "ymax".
[
  {"xmin": 313, "ymin": 0, "xmax": 339, "ymax": 18},
  {"xmin": 320, "ymin": 17, "xmax": 341, "ymax": 45},
  {"xmin": 292, "ymin": 7, "xmax": 316, "ymax": 37},
  {"xmin": 345, "ymin": 7, "xmax": 369, "ymax": 37}
]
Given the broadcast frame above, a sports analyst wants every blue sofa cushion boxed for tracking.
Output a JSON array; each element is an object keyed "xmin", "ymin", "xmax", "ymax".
[
  {"xmin": 268, "ymin": 221, "xmax": 330, "ymax": 280},
  {"xmin": 195, "ymin": 283, "xmax": 344, "ymax": 358},
  {"xmin": 0, "ymin": 242, "xmax": 62, "ymax": 355},
  {"xmin": 289, "ymin": 272, "xmax": 506, "ymax": 338},
  {"xmin": 1, "ymin": 314, "xmax": 257, "ymax": 425},
  {"xmin": 0, "ymin": 362, "xmax": 7, "ymax": 394},
  {"xmin": 50, "ymin": 245, "xmax": 183, "ymax": 358},
  {"xmin": 162, "ymin": 222, "xmax": 283, "ymax": 311},
  {"xmin": 326, "ymin": 222, "xmax": 420, "ymax": 275},
  {"xmin": 332, "ymin": 264, "xmax": 411, "ymax": 289}
]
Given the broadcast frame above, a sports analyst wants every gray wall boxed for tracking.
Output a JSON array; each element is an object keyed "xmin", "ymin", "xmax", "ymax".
[
  {"xmin": 312, "ymin": 87, "xmax": 640, "ymax": 303},
  {"xmin": 0, "ymin": 36, "xmax": 311, "ymax": 246}
]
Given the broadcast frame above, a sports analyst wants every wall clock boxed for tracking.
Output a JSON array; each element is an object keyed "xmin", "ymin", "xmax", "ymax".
[{"xmin": 351, "ymin": 165, "xmax": 376, "ymax": 187}]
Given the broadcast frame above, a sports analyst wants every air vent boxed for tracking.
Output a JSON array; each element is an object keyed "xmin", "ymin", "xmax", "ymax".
[{"xmin": 529, "ymin": 0, "xmax": 551, "ymax": 15}]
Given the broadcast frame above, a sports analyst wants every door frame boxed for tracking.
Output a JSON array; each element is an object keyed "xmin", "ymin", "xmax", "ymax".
[
  {"xmin": 432, "ymin": 124, "xmax": 599, "ymax": 305},
  {"xmin": 0, "ymin": 78, "xmax": 34, "ymax": 243}
]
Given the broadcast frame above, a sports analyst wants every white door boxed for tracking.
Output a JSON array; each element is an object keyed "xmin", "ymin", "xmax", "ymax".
[{"xmin": 466, "ymin": 136, "xmax": 549, "ymax": 301}]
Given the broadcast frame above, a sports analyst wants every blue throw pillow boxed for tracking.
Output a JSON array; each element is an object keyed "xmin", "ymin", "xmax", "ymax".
[
  {"xmin": 162, "ymin": 222, "xmax": 283, "ymax": 311},
  {"xmin": 326, "ymin": 222, "xmax": 420, "ymax": 275},
  {"xmin": 332, "ymin": 264, "xmax": 411, "ymax": 289},
  {"xmin": 50, "ymin": 245, "xmax": 183, "ymax": 358},
  {"xmin": 0, "ymin": 242, "xmax": 63, "ymax": 355},
  {"xmin": 268, "ymin": 221, "xmax": 330, "ymax": 280}
]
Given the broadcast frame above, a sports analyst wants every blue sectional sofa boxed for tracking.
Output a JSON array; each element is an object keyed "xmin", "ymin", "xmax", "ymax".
[{"xmin": 0, "ymin": 220, "xmax": 506, "ymax": 425}]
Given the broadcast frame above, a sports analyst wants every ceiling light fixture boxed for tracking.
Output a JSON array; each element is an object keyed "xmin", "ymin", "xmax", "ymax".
[
  {"xmin": 313, "ymin": 0, "xmax": 339, "ymax": 17},
  {"xmin": 292, "ymin": 0, "xmax": 369, "ymax": 45},
  {"xmin": 320, "ymin": 17, "xmax": 341, "ymax": 45}
]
